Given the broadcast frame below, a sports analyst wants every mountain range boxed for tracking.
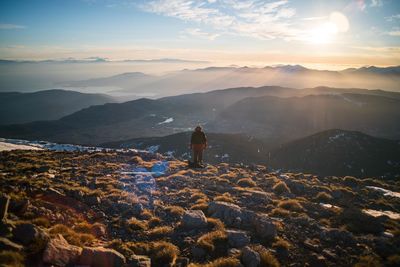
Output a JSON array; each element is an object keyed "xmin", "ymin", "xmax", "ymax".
[
  {"xmin": 60, "ymin": 65, "xmax": 400, "ymax": 98},
  {"xmin": 0, "ymin": 89, "xmax": 114, "ymax": 125}
]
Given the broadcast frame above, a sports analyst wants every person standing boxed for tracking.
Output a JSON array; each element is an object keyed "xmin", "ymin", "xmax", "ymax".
[{"xmin": 190, "ymin": 126, "xmax": 207, "ymax": 167}]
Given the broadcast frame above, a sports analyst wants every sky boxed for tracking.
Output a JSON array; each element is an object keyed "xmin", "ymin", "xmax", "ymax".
[{"xmin": 0, "ymin": 0, "xmax": 399, "ymax": 68}]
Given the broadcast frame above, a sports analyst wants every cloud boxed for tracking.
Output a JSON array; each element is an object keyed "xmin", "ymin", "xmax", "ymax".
[
  {"xmin": 182, "ymin": 28, "xmax": 219, "ymax": 40},
  {"xmin": 387, "ymin": 30, "xmax": 400, "ymax": 36},
  {"xmin": 0, "ymin": 24, "xmax": 26, "ymax": 30},
  {"xmin": 141, "ymin": 0, "xmax": 305, "ymax": 41},
  {"xmin": 370, "ymin": 0, "xmax": 383, "ymax": 7},
  {"xmin": 385, "ymin": 14, "xmax": 400, "ymax": 22}
]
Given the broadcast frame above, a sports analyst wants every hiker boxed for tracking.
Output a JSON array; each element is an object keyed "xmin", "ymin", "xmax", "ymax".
[{"xmin": 190, "ymin": 126, "xmax": 207, "ymax": 167}]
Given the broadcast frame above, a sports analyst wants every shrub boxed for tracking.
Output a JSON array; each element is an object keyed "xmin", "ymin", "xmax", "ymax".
[
  {"xmin": 126, "ymin": 217, "xmax": 148, "ymax": 231},
  {"xmin": 197, "ymin": 230, "xmax": 228, "ymax": 253},
  {"xmin": 0, "ymin": 251, "xmax": 24, "ymax": 267},
  {"xmin": 237, "ymin": 178, "xmax": 257, "ymax": 187},
  {"xmin": 270, "ymin": 208, "xmax": 290, "ymax": 217},
  {"xmin": 189, "ymin": 257, "xmax": 241, "ymax": 267},
  {"xmin": 214, "ymin": 193, "xmax": 234, "ymax": 203},
  {"xmin": 207, "ymin": 217, "xmax": 225, "ymax": 230},
  {"xmin": 252, "ymin": 246, "xmax": 280, "ymax": 267},
  {"xmin": 151, "ymin": 241, "xmax": 180, "ymax": 266},
  {"xmin": 272, "ymin": 182, "xmax": 290, "ymax": 195},
  {"xmin": 50, "ymin": 224, "xmax": 95, "ymax": 246},
  {"xmin": 315, "ymin": 192, "xmax": 333, "ymax": 202},
  {"xmin": 165, "ymin": 206, "xmax": 185, "ymax": 217},
  {"xmin": 272, "ymin": 239, "xmax": 291, "ymax": 251},
  {"xmin": 148, "ymin": 226, "xmax": 174, "ymax": 238},
  {"xmin": 31, "ymin": 217, "xmax": 50, "ymax": 228},
  {"xmin": 354, "ymin": 255, "xmax": 382, "ymax": 267},
  {"xmin": 343, "ymin": 176, "xmax": 360, "ymax": 187},
  {"xmin": 277, "ymin": 199, "xmax": 303, "ymax": 212}
]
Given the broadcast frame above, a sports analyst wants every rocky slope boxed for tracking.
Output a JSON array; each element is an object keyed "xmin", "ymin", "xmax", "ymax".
[{"xmin": 0, "ymin": 148, "xmax": 399, "ymax": 266}]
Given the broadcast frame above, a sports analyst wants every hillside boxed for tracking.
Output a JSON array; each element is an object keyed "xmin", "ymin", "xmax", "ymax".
[
  {"xmin": 1, "ymin": 86, "xmax": 399, "ymax": 145},
  {"xmin": 269, "ymin": 129, "xmax": 400, "ymax": 178},
  {"xmin": 0, "ymin": 148, "xmax": 399, "ymax": 266},
  {"xmin": 102, "ymin": 132, "xmax": 270, "ymax": 164},
  {"xmin": 0, "ymin": 90, "xmax": 115, "ymax": 125}
]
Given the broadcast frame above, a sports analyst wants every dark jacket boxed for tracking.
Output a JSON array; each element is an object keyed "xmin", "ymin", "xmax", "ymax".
[{"xmin": 191, "ymin": 131, "xmax": 207, "ymax": 144}]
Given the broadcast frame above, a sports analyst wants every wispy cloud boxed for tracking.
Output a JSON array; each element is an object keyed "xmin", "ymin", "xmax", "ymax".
[
  {"xmin": 387, "ymin": 30, "xmax": 400, "ymax": 36},
  {"xmin": 370, "ymin": 0, "xmax": 383, "ymax": 7},
  {"xmin": 0, "ymin": 24, "xmax": 26, "ymax": 30},
  {"xmin": 181, "ymin": 28, "xmax": 220, "ymax": 40},
  {"xmin": 141, "ymin": 0, "xmax": 305, "ymax": 41},
  {"xmin": 385, "ymin": 14, "xmax": 400, "ymax": 22}
]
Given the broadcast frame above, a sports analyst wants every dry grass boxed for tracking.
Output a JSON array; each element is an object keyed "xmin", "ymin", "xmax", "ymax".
[
  {"xmin": 315, "ymin": 191, "xmax": 333, "ymax": 202},
  {"xmin": 207, "ymin": 217, "xmax": 225, "ymax": 230},
  {"xmin": 214, "ymin": 193, "xmax": 235, "ymax": 203},
  {"xmin": 270, "ymin": 208, "xmax": 290, "ymax": 217},
  {"xmin": 197, "ymin": 230, "xmax": 228, "ymax": 253},
  {"xmin": 189, "ymin": 257, "xmax": 241, "ymax": 267},
  {"xmin": 0, "ymin": 251, "xmax": 24, "ymax": 267},
  {"xmin": 252, "ymin": 245, "xmax": 280, "ymax": 267},
  {"xmin": 277, "ymin": 199, "xmax": 303, "ymax": 212},
  {"xmin": 272, "ymin": 181, "xmax": 290, "ymax": 195},
  {"xmin": 354, "ymin": 255, "xmax": 382, "ymax": 267},
  {"xmin": 191, "ymin": 202, "xmax": 209, "ymax": 212},
  {"xmin": 126, "ymin": 217, "xmax": 148, "ymax": 231},
  {"xmin": 165, "ymin": 206, "xmax": 185, "ymax": 217},
  {"xmin": 49, "ymin": 224, "xmax": 95, "ymax": 246},
  {"xmin": 237, "ymin": 178, "xmax": 257, "ymax": 187},
  {"xmin": 148, "ymin": 226, "xmax": 174, "ymax": 238},
  {"xmin": 272, "ymin": 238, "xmax": 291, "ymax": 250},
  {"xmin": 150, "ymin": 241, "xmax": 180, "ymax": 266},
  {"xmin": 31, "ymin": 217, "xmax": 50, "ymax": 228}
]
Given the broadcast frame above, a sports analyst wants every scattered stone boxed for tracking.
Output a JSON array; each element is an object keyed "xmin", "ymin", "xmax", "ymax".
[
  {"xmin": 181, "ymin": 210, "xmax": 207, "ymax": 228},
  {"xmin": 208, "ymin": 201, "xmax": 243, "ymax": 227},
  {"xmin": 42, "ymin": 234, "xmax": 82, "ymax": 267},
  {"xmin": 79, "ymin": 247, "xmax": 126, "ymax": 267},
  {"xmin": 303, "ymin": 239, "xmax": 321, "ymax": 252},
  {"xmin": 253, "ymin": 214, "xmax": 277, "ymax": 240},
  {"xmin": 241, "ymin": 246, "xmax": 261, "ymax": 267},
  {"xmin": 226, "ymin": 229, "xmax": 250, "ymax": 248}
]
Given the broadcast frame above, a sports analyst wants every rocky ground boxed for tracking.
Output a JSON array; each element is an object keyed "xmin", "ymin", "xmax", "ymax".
[{"xmin": 0, "ymin": 149, "xmax": 399, "ymax": 267}]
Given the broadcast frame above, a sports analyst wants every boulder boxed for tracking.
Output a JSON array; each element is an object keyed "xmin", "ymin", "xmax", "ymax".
[
  {"xmin": 42, "ymin": 234, "xmax": 82, "ymax": 266},
  {"xmin": 253, "ymin": 214, "xmax": 277, "ymax": 240},
  {"xmin": 0, "ymin": 194, "xmax": 10, "ymax": 221},
  {"xmin": 208, "ymin": 201, "xmax": 243, "ymax": 227},
  {"xmin": 226, "ymin": 230, "xmax": 250, "ymax": 248},
  {"xmin": 181, "ymin": 210, "xmax": 207, "ymax": 228},
  {"xmin": 128, "ymin": 255, "xmax": 151, "ymax": 267},
  {"xmin": 79, "ymin": 247, "xmax": 126, "ymax": 267},
  {"xmin": 241, "ymin": 246, "xmax": 261, "ymax": 267},
  {"xmin": 12, "ymin": 223, "xmax": 39, "ymax": 245}
]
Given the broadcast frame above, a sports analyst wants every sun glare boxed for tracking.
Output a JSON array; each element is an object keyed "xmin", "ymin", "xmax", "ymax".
[{"xmin": 309, "ymin": 11, "xmax": 349, "ymax": 44}]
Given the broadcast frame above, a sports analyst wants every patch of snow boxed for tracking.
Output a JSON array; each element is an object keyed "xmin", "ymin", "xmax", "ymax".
[
  {"xmin": 146, "ymin": 145, "xmax": 160, "ymax": 153},
  {"xmin": 328, "ymin": 133, "xmax": 345, "ymax": 142},
  {"xmin": 157, "ymin": 117, "xmax": 174, "ymax": 125},
  {"xmin": 0, "ymin": 141, "xmax": 43, "ymax": 151},
  {"xmin": 319, "ymin": 203, "xmax": 340, "ymax": 209},
  {"xmin": 366, "ymin": 186, "xmax": 400, "ymax": 198},
  {"xmin": 363, "ymin": 209, "xmax": 400, "ymax": 220}
]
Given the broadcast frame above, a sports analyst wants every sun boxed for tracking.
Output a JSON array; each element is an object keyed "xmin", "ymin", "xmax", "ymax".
[
  {"xmin": 308, "ymin": 12, "xmax": 349, "ymax": 44},
  {"xmin": 310, "ymin": 22, "xmax": 338, "ymax": 44}
]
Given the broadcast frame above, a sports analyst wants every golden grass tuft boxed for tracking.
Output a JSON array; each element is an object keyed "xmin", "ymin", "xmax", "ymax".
[
  {"xmin": 214, "ymin": 193, "xmax": 235, "ymax": 203},
  {"xmin": 126, "ymin": 217, "xmax": 148, "ymax": 231},
  {"xmin": 197, "ymin": 230, "xmax": 228, "ymax": 253},
  {"xmin": 272, "ymin": 181, "xmax": 290, "ymax": 195},
  {"xmin": 148, "ymin": 226, "xmax": 174, "ymax": 238},
  {"xmin": 0, "ymin": 251, "xmax": 24, "ymax": 267},
  {"xmin": 237, "ymin": 178, "xmax": 257, "ymax": 187},
  {"xmin": 277, "ymin": 199, "xmax": 303, "ymax": 212},
  {"xmin": 189, "ymin": 257, "xmax": 241, "ymax": 267},
  {"xmin": 49, "ymin": 224, "xmax": 95, "ymax": 246}
]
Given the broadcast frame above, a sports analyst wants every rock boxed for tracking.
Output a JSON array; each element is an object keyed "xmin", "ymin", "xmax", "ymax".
[
  {"xmin": 79, "ymin": 247, "xmax": 126, "ymax": 267},
  {"xmin": 208, "ymin": 201, "xmax": 243, "ymax": 227},
  {"xmin": 226, "ymin": 229, "xmax": 250, "ymax": 248},
  {"xmin": 320, "ymin": 228, "xmax": 355, "ymax": 245},
  {"xmin": 0, "ymin": 194, "xmax": 10, "ymax": 221},
  {"xmin": 253, "ymin": 214, "xmax": 277, "ymax": 240},
  {"xmin": 241, "ymin": 246, "xmax": 261, "ymax": 267},
  {"xmin": 86, "ymin": 195, "xmax": 101, "ymax": 206},
  {"xmin": 91, "ymin": 223, "xmax": 107, "ymax": 238},
  {"xmin": 322, "ymin": 249, "xmax": 338, "ymax": 262},
  {"xmin": 309, "ymin": 253, "xmax": 327, "ymax": 267},
  {"xmin": 12, "ymin": 223, "xmax": 39, "ymax": 245},
  {"xmin": 42, "ymin": 234, "xmax": 82, "ymax": 267},
  {"xmin": 132, "ymin": 203, "xmax": 144, "ymax": 216},
  {"xmin": 303, "ymin": 239, "xmax": 321, "ymax": 252},
  {"xmin": 181, "ymin": 210, "xmax": 207, "ymax": 228},
  {"xmin": 191, "ymin": 246, "xmax": 206, "ymax": 260},
  {"xmin": 175, "ymin": 257, "xmax": 189, "ymax": 267},
  {"xmin": 0, "ymin": 237, "xmax": 23, "ymax": 251},
  {"xmin": 128, "ymin": 255, "xmax": 151, "ymax": 267}
]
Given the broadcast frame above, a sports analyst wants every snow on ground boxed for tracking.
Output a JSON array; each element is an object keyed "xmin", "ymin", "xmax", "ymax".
[
  {"xmin": 363, "ymin": 209, "xmax": 400, "ymax": 220},
  {"xmin": 157, "ymin": 117, "xmax": 174, "ymax": 125},
  {"xmin": 366, "ymin": 186, "xmax": 400, "ymax": 198},
  {"xmin": 0, "ymin": 141, "xmax": 43, "ymax": 151}
]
